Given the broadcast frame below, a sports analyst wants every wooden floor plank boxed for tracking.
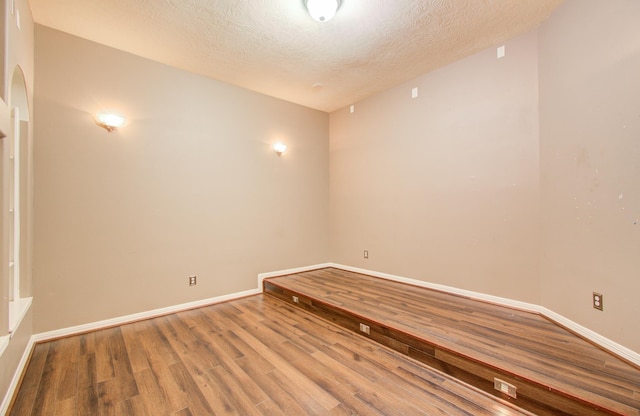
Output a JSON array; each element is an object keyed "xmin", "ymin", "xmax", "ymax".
[
  {"xmin": 94, "ymin": 328, "xmax": 119, "ymax": 384},
  {"xmin": 144, "ymin": 361, "xmax": 187, "ymax": 413},
  {"xmin": 254, "ymin": 399, "xmax": 286, "ymax": 416},
  {"xmin": 207, "ymin": 364, "xmax": 264, "ymax": 416},
  {"xmin": 235, "ymin": 355, "xmax": 311, "ymax": 415},
  {"xmin": 167, "ymin": 361, "xmax": 217, "ymax": 416},
  {"xmin": 8, "ymin": 343, "xmax": 50, "ymax": 416},
  {"xmin": 120, "ymin": 322, "xmax": 151, "ymax": 374},
  {"xmin": 230, "ymin": 322, "xmax": 342, "ymax": 413},
  {"xmin": 188, "ymin": 325, "xmax": 270, "ymax": 407},
  {"xmin": 131, "ymin": 368, "xmax": 171, "ymax": 416},
  {"xmin": 76, "ymin": 385, "xmax": 99, "ymax": 416},
  {"xmin": 30, "ymin": 342, "xmax": 65, "ymax": 416}
]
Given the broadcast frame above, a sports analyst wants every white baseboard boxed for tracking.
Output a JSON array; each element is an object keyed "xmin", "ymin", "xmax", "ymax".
[
  {"xmin": 257, "ymin": 263, "xmax": 332, "ymax": 287},
  {"xmin": 328, "ymin": 263, "xmax": 640, "ymax": 367},
  {"xmin": 0, "ymin": 336, "xmax": 36, "ymax": 416},
  {"xmin": 32, "ymin": 288, "xmax": 261, "ymax": 343},
  {"xmin": 33, "ymin": 263, "xmax": 333, "ymax": 343},
  {"xmin": 330, "ymin": 263, "xmax": 543, "ymax": 311},
  {"xmin": 539, "ymin": 307, "xmax": 640, "ymax": 367}
]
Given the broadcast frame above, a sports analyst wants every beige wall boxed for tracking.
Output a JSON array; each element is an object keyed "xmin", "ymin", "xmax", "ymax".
[
  {"xmin": 330, "ymin": 30, "xmax": 541, "ymax": 303},
  {"xmin": 330, "ymin": 0, "xmax": 639, "ymax": 353},
  {"xmin": 33, "ymin": 26, "xmax": 330, "ymax": 333},
  {"xmin": 539, "ymin": 0, "xmax": 640, "ymax": 352}
]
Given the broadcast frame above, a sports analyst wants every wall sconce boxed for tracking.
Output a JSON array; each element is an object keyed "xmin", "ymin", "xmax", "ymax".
[
  {"xmin": 96, "ymin": 112, "xmax": 126, "ymax": 132},
  {"xmin": 305, "ymin": 0, "xmax": 341, "ymax": 22},
  {"xmin": 273, "ymin": 143, "xmax": 288, "ymax": 156}
]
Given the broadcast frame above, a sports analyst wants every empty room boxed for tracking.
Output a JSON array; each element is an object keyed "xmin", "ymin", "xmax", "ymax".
[{"xmin": 0, "ymin": 0, "xmax": 639, "ymax": 414}]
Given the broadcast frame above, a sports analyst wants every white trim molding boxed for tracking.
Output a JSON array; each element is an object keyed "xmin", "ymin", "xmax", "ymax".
[
  {"xmin": 0, "ymin": 336, "xmax": 35, "ymax": 416},
  {"xmin": 326, "ymin": 263, "xmax": 640, "ymax": 367},
  {"xmin": 30, "ymin": 263, "xmax": 331, "ymax": 343},
  {"xmin": 31, "ymin": 263, "xmax": 332, "ymax": 343},
  {"xmin": 0, "ymin": 335, "xmax": 9, "ymax": 358},
  {"xmin": 32, "ymin": 263, "xmax": 334, "ymax": 343},
  {"xmin": 0, "ymin": 97, "xmax": 9, "ymax": 137},
  {"xmin": 539, "ymin": 307, "xmax": 640, "ymax": 368},
  {"xmin": 9, "ymin": 297, "xmax": 32, "ymax": 335},
  {"xmin": 330, "ymin": 263, "xmax": 542, "ymax": 310},
  {"xmin": 33, "ymin": 288, "xmax": 260, "ymax": 343},
  {"xmin": 257, "ymin": 263, "xmax": 332, "ymax": 287}
]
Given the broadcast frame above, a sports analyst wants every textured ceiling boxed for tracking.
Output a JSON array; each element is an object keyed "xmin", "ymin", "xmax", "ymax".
[{"xmin": 28, "ymin": 0, "xmax": 563, "ymax": 112}]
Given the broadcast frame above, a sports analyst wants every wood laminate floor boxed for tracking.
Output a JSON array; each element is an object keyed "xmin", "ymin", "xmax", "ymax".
[
  {"xmin": 264, "ymin": 268, "xmax": 640, "ymax": 415},
  {"xmin": 9, "ymin": 294, "xmax": 533, "ymax": 416}
]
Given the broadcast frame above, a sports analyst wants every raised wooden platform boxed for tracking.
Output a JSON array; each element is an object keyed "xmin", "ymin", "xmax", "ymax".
[{"xmin": 264, "ymin": 268, "xmax": 640, "ymax": 416}]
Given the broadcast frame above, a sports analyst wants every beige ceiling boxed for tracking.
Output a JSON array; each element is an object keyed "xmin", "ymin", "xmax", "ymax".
[{"xmin": 28, "ymin": 0, "xmax": 563, "ymax": 112}]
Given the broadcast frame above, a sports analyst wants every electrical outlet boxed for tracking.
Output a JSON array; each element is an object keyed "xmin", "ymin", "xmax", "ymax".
[
  {"xmin": 593, "ymin": 292, "xmax": 603, "ymax": 311},
  {"xmin": 494, "ymin": 378, "xmax": 517, "ymax": 399},
  {"xmin": 189, "ymin": 275, "xmax": 197, "ymax": 286},
  {"xmin": 364, "ymin": 250, "xmax": 368, "ymax": 259},
  {"xmin": 292, "ymin": 295, "xmax": 299, "ymax": 303},
  {"xmin": 359, "ymin": 323, "xmax": 370, "ymax": 335}
]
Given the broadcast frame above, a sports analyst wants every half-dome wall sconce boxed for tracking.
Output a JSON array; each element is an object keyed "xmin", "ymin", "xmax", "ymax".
[
  {"xmin": 273, "ymin": 143, "xmax": 288, "ymax": 156},
  {"xmin": 96, "ymin": 112, "xmax": 126, "ymax": 132}
]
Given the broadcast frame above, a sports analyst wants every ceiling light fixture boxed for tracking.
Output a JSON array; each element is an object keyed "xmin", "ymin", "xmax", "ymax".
[
  {"xmin": 96, "ymin": 112, "xmax": 126, "ymax": 132},
  {"xmin": 305, "ymin": 0, "xmax": 341, "ymax": 22}
]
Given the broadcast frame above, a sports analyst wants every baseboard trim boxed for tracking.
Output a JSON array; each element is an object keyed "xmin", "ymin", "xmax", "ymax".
[
  {"xmin": 32, "ymin": 288, "xmax": 261, "ymax": 343},
  {"xmin": 0, "ymin": 336, "xmax": 36, "ymax": 416},
  {"xmin": 330, "ymin": 263, "xmax": 542, "ymax": 310},
  {"xmin": 539, "ymin": 307, "xmax": 640, "ymax": 367},
  {"xmin": 327, "ymin": 263, "xmax": 640, "ymax": 368},
  {"xmin": 257, "ymin": 263, "xmax": 332, "ymax": 287},
  {"xmin": 33, "ymin": 263, "xmax": 333, "ymax": 343}
]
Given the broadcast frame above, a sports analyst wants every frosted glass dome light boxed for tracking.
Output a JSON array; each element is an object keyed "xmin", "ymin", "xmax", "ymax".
[{"xmin": 305, "ymin": 0, "xmax": 341, "ymax": 22}]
